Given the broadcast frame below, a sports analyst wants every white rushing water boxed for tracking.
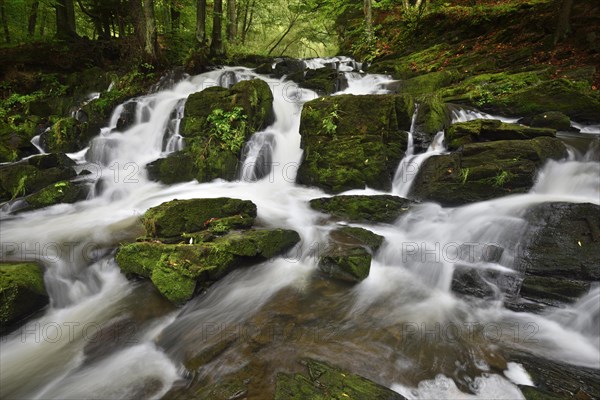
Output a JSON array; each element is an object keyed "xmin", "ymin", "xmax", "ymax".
[{"xmin": 1, "ymin": 59, "xmax": 599, "ymax": 399}]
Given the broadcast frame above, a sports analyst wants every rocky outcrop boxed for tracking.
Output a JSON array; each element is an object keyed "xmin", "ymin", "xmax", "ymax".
[
  {"xmin": 445, "ymin": 119, "xmax": 555, "ymax": 150},
  {"xmin": 296, "ymin": 94, "xmax": 412, "ymax": 193},
  {"xmin": 115, "ymin": 197, "xmax": 300, "ymax": 304},
  {"xmin": 411, "ymin": 134, "xmax": 567, "ymax": 206},
  {"xmin": 147, "ymin": 79, "xmax": 274, "ymax": 184},
  {"xmin": 0, "ymin": 153, "xmax": 76, "ymax": 202},
  {"xmin": 0, "ymin": 262, "xmax": 48, "ymax": 327},
  {"xmin": 310, "ymin": 195, "xmax": 413, "ymax": 223},
  {"xmin": 520, "ymin": 111, "xmax": 571, "ymax": 131},
  {"xmin": 16, "ymin": 181, "xmax": 88, "ymax": 212},
  {"xmin": 516, "ymin": 202, "xmax": 600, "ymax": 306},
  {"xmin": 319, "ymin": 227, "xmax": 384, "ymax": 283},
  {"xmin": 287, "ymin": 67, "xmax": 342, "ymax": 95},
  {"xmin": 275, "ymin": 359, "xmax": 406, "ymax": 400}
]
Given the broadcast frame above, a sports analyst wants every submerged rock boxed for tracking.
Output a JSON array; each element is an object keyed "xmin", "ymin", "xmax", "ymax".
[
  {"xmin": 0, "ymin": 153, "xmax": 76, "ymax": 202},
  {"xmin": 16, "ymin": 181, "xmax": 87, "ymax": 212},
  {"xmin": 310, "ymin": 195, "xmax": 412, "ymax": 223},
  {"xmin": 275, "ymin": 359, "xmax": 406, "ymax": 399},
  {"xmin": 516, "ymin": 202, "xmax": 600, "ymax": 306},
  {"xmin": 296, "ymin": 94, "xmax": 412, "ymax": 193},
  {"xmin": 0, "ymin": 262, "xmax": 48, "ymax": 327},
  {"xmin": 445, "ymin": 119, "xmax": 556, "ymax": 150},
  {"xmin": 411, "ymin": 136, "xmax": 567, "ymax": 206},
  {"xmin": 148, "ymin": 79, "xmax": 274, "ymax": 184}
]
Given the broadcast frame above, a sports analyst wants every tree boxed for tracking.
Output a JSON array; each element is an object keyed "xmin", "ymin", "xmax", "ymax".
[
  {"xmin": 554, "ymin": 0, "xmax": 574, "ymax": 45},
  {"xmin": 131, "ymin": 0, "xmax": 159, "ymax": 61},
  {"xmin": 210, "ymin": 0, "xmax": 224, "ymax": 56},
  {"xmin": 196, "ymin": 0, "xmax": 206, "ymax": 47},
  {"xmin": 28, "ymin": 1, "xmax": 39, "ymax": 37},
  {"xmin": 226, "ymin": 0, "xmax": 237, "ymax": 41},
  {"xmin": 55, "ymin": 0, "xmax": 78, "ymax": 40},
  {"xmin": 0, "ymin": 0, "xmax": 9, "ymax": 43},
  {"xmin": 363, "ymin": 0, "xmax": 372, "ymax": 44}
]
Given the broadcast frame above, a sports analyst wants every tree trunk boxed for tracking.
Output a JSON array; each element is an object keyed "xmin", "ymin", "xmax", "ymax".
[
  {"xmin": 210, "ymin": 0, "xmax": 224, "ymax": 56},
  {"xmin": 39, "ymin": 3, "xmax": 47, "ymax": 36},
  {"xmin": 55, "ymin": 0, "xmax": 77, "ymax": 40},
  {"xmin": 171, "ymin": 1, "xmax": 181, "ymax": 32},
  {"xmin": 554, "ymin": 0, "xmax": 574, "ymax": 45},
  {"xmin": 267, "ymin": 14, "xmax": 298, "ymax": 55},
  {"xmin": 363, "ymin": 0, "xmax": 373, "ymax": 44},
  {"xmin": 196, "ymin": 0, "xmax": 206, "ymax": 47},
  {"xmin": 28, "ymin": 1, "xmax": 39, "ymax": 37},
  {"xmin": 0, "ymin": 0, "xmax": 9, "ymax": 43},
  {"xmin": 226, "ymin": 0, "xmax": 236, "ymax": 41},
  {"xmin": 142, "ymin": 0, "xmax": 158, "ymax": 60},
  {"xmin": 242, "ymin": 0, "xmax": 255, "ymax": 44}
]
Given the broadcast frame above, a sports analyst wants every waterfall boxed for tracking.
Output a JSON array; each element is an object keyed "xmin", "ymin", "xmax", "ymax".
[{"xmin": 1, "ymin": 58, "xmax": 599, "ymax": 400}]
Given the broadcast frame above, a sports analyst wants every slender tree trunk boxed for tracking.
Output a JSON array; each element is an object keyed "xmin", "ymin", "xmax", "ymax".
[
  {"xmin": 39, "ymin": 3, "xmax": 47, "ymax": 36},
  {"xmin": 0, "ymin": 0, "xmax": 9, "ymax": 43},
  {"xmin": 242, "ymin": 0, "xmax": 255, "ymax": 44},
  {"xmin": 363, "ymin": 0, "xmax": 373, "ymax": 44},
  {"xmin": 55, "ymin": 0, "xmax": 77, "ymax": 40},
  {"xmin": 171, "ymin": 1, "xmax": 181, "ymax": 32},
  {"xmin": 28, "ymin": 1, "xmax": 39, "ymax": 37},
  {"xmin": 267, "ymin": 14, "xmax": 298, "ymax": 55},
  {"xmin": 196, "ymin": 0, "xmax": 206, "ymax": 47},
  {"xmin": 226, "ymin": 0, "xmax": 236, "ymax": 41},
  {"xmin": 554, "ymin": 0, "xmax": 574, "ymax": 45},
  {"xmin": 142, "ymin": 0, "xmax": 158, "ymax": 60},
  {"xmin": 210, "ymin": 0, "xmax": 224, "ymax": 56}
]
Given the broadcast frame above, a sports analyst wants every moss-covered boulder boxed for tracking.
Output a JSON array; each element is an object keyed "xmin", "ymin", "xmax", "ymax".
[
  {"xmin": 0, "ymin": 262, "xmax": 48, "ymax": 326},
  {"xmin": 445, "ymin": 119, "xmax": 556, "ymax": 150},
  {"xmin": 525, "ymin": 111, "xmax": 571, "ymax": 131},
  {"xmin": 516, "ymin": 202, "xmax": 600, "ymax": 306},
  {"xmin": 310, "ymin": 195, "xmax": 412, "ymax": 223},
  {"xmin": 116, "ymin": 229, "xmax": 300, "ymax": 304},
  {"xmin": 18, "ymin": 181, "xmax": 87, "ymax": 212},
  {"xmin": 39, "ymin": 117, "xmax": 97, "ymax": 153},
  {"xmin": 287, "ymin": 68, "xmax": 341, "ymax": 95},
  {"xmin": 149, "ymin": 79, "xmax": 274, "ymax": 184},
  {"xmin": 275, "ymin": 359, "xmax": 406, "ymax": 400},
  {"xmin": 142, "ymin": 197, "xmax": 257, "ymax": 240},
  {"xmin": 296, "ymin": 94, "xmax": 412, "ymax": 193},
  {"xmin": 330, "ymin": 226, "xmax": 384, "ymax": 252},
  {"xmin": 410, "ymin": 137, "xmax": 567, "ymax": 206},
  {"xmin": 0, "ymin": 119, "xmax": 40, "ymax": 163},
  {"xmin": 0, "ymin": 153, "xmax": 76, "ymax": 202}
]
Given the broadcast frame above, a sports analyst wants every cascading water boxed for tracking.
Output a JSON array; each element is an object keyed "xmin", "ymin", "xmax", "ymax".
[{"xmin": 1, "ymin": 58, "xmax": 599, "ymax": 399}]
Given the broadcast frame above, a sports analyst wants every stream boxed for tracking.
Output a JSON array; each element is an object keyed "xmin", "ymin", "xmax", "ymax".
[{"xmin": 1, "ymin": 57, "xmax": 599, "ymax": 399}]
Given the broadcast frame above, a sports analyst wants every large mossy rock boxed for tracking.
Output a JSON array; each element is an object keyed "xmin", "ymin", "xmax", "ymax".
[
  {"xmin": 445, "ymin": 119, "xmax": 555, "ymax": 150},
  {"xmin": 39, "ymin": 116, "xmax": 98, "ymax": 153},
  {"xmin": 517, "ymin": 202, "xmax": 600, "ymax": 306},
  {"xmin": 287, "ymin": 68, "xmax": 342, "ymax": 95},
  {"xmin": 148, "ymin": 79, "xmax": 274, "ymax": 184},
  {"xmin": 411, "ymin": 137, "xmax": 567, "ymax": 206},
  {"xmin": 0, "ymin": 153, "xmax": 76, "ymax": 202},
  {"xmin": 116, "ymin": 229, "xmax": 300, "ymax": 304},
  {"xmin": 15, "ymin": 181, "xmax": 87, "ymax": 213},
  {"xmin": 275, "ymin": 359, "xmax": 406, "ymax": 400},
  {"xmin": 116, "ymin": 197, "xmax": 299, "ymax": 304},
  {"xmin": 319, "ymin": 227, "xmax": 384, "ymax": 283},
  {"xmin": 296, "ymin": 94, "xmax": 412, "ymax": 193},
  {"xmin": 310, "ymin": 195, "xmax": 412, "ymax": 223},
  {"xmin": 142, "ymin": 197, "xmax": 257, "ymax": 240},
  {"xmin": 523, "ymin": 111, "xmax": 571, "ymax": 131},
  {"xmin": 0, "ymin": 262, "xmax": 48, "ymax": 326}
]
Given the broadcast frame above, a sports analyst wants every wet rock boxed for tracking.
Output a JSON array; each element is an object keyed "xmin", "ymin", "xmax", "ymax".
[
  {"xmin": 319, "ymin": 247, "xmax": 372, "ymax": 283},
  {"xmin": 0, "ymin": 262, "xmax": 48, "ymax": 327},
  {"xmin": 142, "ymin": 197, "xmax": 257, "ymax": 240},
  {"xmin": 0, "ymin": 153, "xmax": 76, "ymax": 202},
  {"xmin": 516, "ymin": 202, "xmax": 600, "ymax": 306},
  {"xmin": 116, "ymin": 101, "xmax": 138, "ymax": 131},
  {"xmin": 287, "ymin": 68, "xmax": 342, "ymax": 95},
  {"xmin": 445, "ymin": 119, "xmax": 556, "ymax": 151},
  {"xmin": 275, "ymin": 359, "xmax": 406, "ymax": 399},
  {"xmin": 330, "ymin": 226, "xmax": 384, "ymax": 252},
  {"xmin": 272, "ymin": 58, "xmax": 306, "ymax": 78},
  {"xmin": 296, "ymin": 94, "xmax": 412, "ymax": 193},
  {"xmin": 411, "ymin": 136, "xmax": 567, "ymax": 206},
  {"xmin": 151, "ymin": 79, "xmax": 274, "ymax": 184},
  {"xmin": 310, "ymin": 195, "xmax": 413, "ymax": 223},
  {"xmin": 116, "ymin": 229, "xmax": 300, "ymax": 304},
  {"xmin": 40, "ymin": 117, "xmax": 95, "ymax": 153},
  {"xmin": 520, "ymin": 111, "xmax": 571, "ymax": 131},
  {"xmin": 16, "ymin": 181, "xmax": 88, "ymax": 212}
]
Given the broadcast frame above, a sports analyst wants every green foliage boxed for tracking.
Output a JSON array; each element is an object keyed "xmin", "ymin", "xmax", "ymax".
[
  {"xmin": 492, "ymin": 170, "xmax": 512, "ymax": 187},
  {"xmin": 321, "ymin": 104, "xmax": 339, "ymax": 135},
  {"xmin": 459, "ymin": 167, "xmax": 470, "ymax": 185},
  {"xmin": 11, "ymin": 175, "xmax": 27, "ymax": 200},
  {"xmin": 206, "ymin": 107, "xmax": 248, "ymax": 153}
]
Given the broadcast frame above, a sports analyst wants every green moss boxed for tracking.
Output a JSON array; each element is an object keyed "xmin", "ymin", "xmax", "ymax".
[
  {"xmin": 22, "ymin": 181, "xmax": 86, "ymax": 211},
  {"xmin": 331, "ymin": 227, "xmax": 384, "ymax": 252},
  {"xmin": 319, "ymin": 247, "xmax": 372, "ymax": 283},
  {"xmin": 150, "ymin": 262, "xmax": 197, "ymax": 305},
  {"xmin": 0, "ymin": 262, "xmax": 48, "ymax": 325},
  {"xmin": 275, "ymin": 359, "xmax": 405, "ymax": 400},
  {"xmin": 142, "ymin": 198, "xmax": 257, "ymax": 239},
  {"xmin": 310, "ymin": 195, "xmax": 412, "ymax": 223}
]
